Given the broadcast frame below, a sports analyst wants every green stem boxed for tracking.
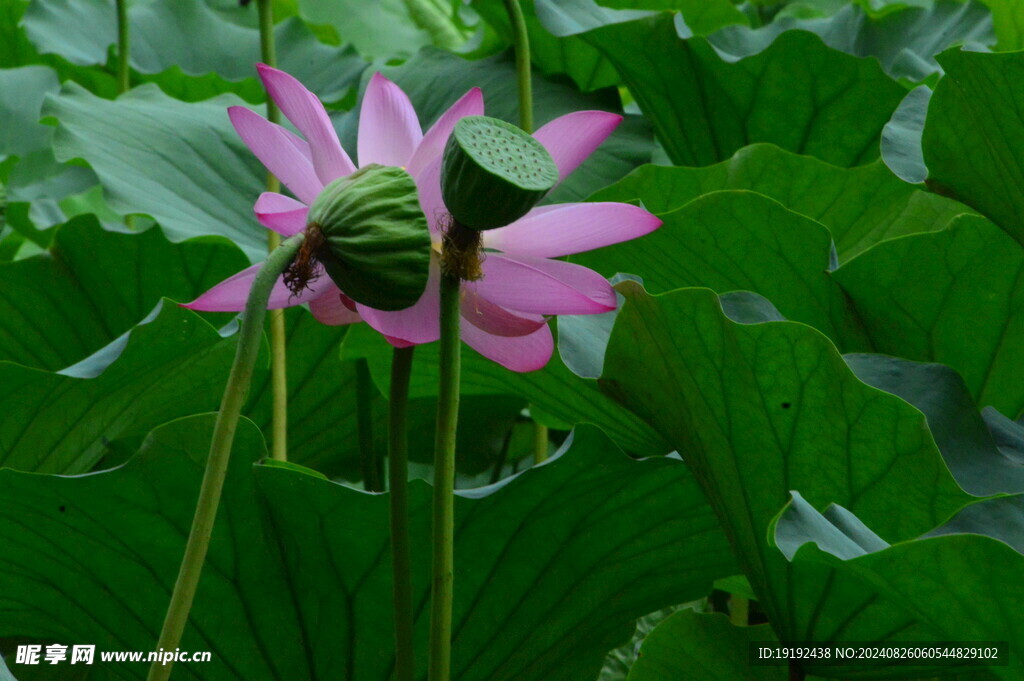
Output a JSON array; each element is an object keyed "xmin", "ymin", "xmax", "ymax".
[
  {"xmin": 257, "ymin": 0, "xmax": 279, "ymax": 126},
  {"xmin": 357, "ymin": 358, "xmax": 381, "ymax": 492},
  {"xmin": 115, "ymin": 0, "xmax": 133, "ymax": 230},
  {"xmin": 115, "ymin": 0, "xmax": 129, "ymax": 93},
  {"xmin": 489, "ymin": 425, "xmax": 515, "ymax": 485},
  {"xmin": 428, "ymin": 271, "xmax": 462, "ymax": 681},
  {"xmin": 256, "ymin": 0, "xmax": 289, "ymax": 461},
  {"xmin": 532, "ymin": 419, "xmax": 548, "ymax": 465},
  {"xmin": 502, "ymin": 0, "xmax": 532, "ymax": 133},
  {"xmin": 730, "ymin": 595, "xmax": 749, "ymax": 626},
  {"xmin": 389, "ymin": 346, "xmax": 417, "ymax": 681},
  {"xmin": 146, "ymin": 234, "xmax": 304, "ymax": 681}
]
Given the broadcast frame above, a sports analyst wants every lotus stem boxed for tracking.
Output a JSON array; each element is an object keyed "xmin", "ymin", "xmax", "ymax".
[
  {"xmin": 730, "ymin": 595, "xmax": 749, "ymax": 626},
  {"xmin": 147, "ymin": 234, "xmax": 305, "ymax": 681},
  {"xmin": 532, "ymin": 419, "xmax": 548, "ymax": 464},
  {"xmin": 256, "ymin": 0, "xmax": 289, "ymax": 461},
  {"xmin": 502, "ymin": 0, "xmax": 533, "ymax": 133},
  {"xmin": 115, "ymin": 0, "xmax": 129, "ymax": 94},
  {"xmin": 428, "ymin": 247, "xmax": 466, "ymax": 681}
]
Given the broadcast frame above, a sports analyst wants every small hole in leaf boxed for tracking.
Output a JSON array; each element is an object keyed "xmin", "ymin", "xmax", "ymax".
[
  {"xmin": 59, "ymin": 505, "xmax": 66, "ymax": 513},
  {"xmin": 781, "ymin": 402, "xmax": 791, "ymax": 410}
]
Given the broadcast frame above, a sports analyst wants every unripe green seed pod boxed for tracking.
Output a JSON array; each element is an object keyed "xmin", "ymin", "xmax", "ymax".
[
  {"xmin": 305, "ymin": 164, "xmax": 432, "ymax": 311},
  {"xmin": 440, "ymin": 116, "xmax": 558, "ymax": 231}
]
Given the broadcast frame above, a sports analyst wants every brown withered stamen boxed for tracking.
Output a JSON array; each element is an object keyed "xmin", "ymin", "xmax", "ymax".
[
  {"xmin": 283, "ymin": 222, "xmax": 326, "ymax": 295},
  {"xmin": 440, "ymin": 214, "xmax": 483, "ymax": 282}
]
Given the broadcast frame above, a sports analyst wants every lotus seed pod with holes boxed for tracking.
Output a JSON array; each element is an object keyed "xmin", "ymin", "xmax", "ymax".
[
  {"xmin": 441, "ymin": 116, "xmax": 558, "ymax": 231},
  {"xmin": 307, "ymin": 164, "xmax": 432, "ymax": 311}
]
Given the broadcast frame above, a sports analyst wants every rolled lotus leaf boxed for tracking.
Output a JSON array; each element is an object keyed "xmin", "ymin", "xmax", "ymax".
[
  {"xmin": 307, "ymin": 164, "xmax": 432, "ymax": 311},
  {"xmin": 441, "ymin": 116, "xmax": 558, "ymax": 231}
]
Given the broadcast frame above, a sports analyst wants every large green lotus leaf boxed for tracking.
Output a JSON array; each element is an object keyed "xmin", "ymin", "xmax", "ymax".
[
  {"xmin": 0, "ymin": 417, "xmax": 735, "ymax": 681},
  {"xmin": 532, "ymin": 0, "xmax": 744, "ymax": 37},
  {"xmin": 582, "ymin": 14, "xmax": 907, "ymax": 167},
  {"xmin": 881, "ymin": 85, "xmax": 931, "ymax": 184},
  {"xmin": 23, "ymin": 0, "xmax": 364, "ymax": 102},
  {"xmin": 595, "ymin": 0, "xmax": 747, "ymax": 34},
  {"xmin": 337, "ymin": 47, "xmax": 653, "ymax": 204},
  {"xmin": 845, "ymin": 355, "xmax": 1024, "ymax": 496},
  {"xmin": 773, "ymin": 494, "xmax": 1022, "ymax": 679},
  {"xmin": 978, "ymin": 0, "xmax": 1024, "ymax": 51},
  {"xmin": 0, "ymin": 217, "xmax": 419, "ymax": 481},
  {"xmin": 922, "ymin": 48, "xmax": 1024, "ymax": 246},
  {"xmin": 44, "ymin": 82, "xmax": 270, "ymax": 260},
  {"xmin": 0, "ymin": 215, "xmax": 246, "ymax": 370},
  {"xmin": 0, "ymin": 65, "xmax": 98, "ymax": 223},
  {"xmin": 0, "ymin": 303, "xmax": 242, "ymax": 474},
  {"xmin": 0, "ymin": 0, "xmax": 118, "ymax": 97},
  {"xmin": 341, "ymin": 323, "xmax": 669, "ymax": 456},
  {"xmin": 833, "ymin": 214, "xmax": 1024, "ymax": 418},
  {"xmin": 575, "ymin": 190, "xmax": 871, "ymax": 351},
  {"xmin": 298, "ymin": 0, "xmax": 467, "ymax": 60},
  {"xmin": 627, "ymin": 610, "xmax": 786, "ymax": 681},
  {"xmin": 589, "ymin": 144, "xmax": 969, "ymax": 262},
  {"xmin": 0, "ymin": 65, "xmax": 58, "ymax": 157},
  {"xmin": 470, "ymin": 0, "xmax": 625, "ymax": 92},
  {"xmin": 600, "ymin": 283, "xmax": 971, "ymax": 645},
  {"xmin": 708, "ymin": 0, "xmax": 993, "ymax": 82}
]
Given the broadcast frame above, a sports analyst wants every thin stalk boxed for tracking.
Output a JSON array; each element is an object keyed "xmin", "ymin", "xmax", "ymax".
[
  {"xmin": 257, "ymin": 0, "xmax": 278, "ymax": 112},
  {"xmin": 502, "ymin": 0, "xmax": 532, "ymax": 133},
  {"xmin": 357, "ymin": 358, "xmax": 381, "ymax": 492},
  {"xmin": 146, "ymin": 234, "xmax": 305, "ymax": 681},
  {"xmin": 389, "ymin": 346, "xmax": 417, "ymax": 681},
  {"xmin": 730, "ymin": 595, "xmax": 749, "ymax": 627},
  {"xmin": 115, "ymin": 0, "xmax": 133, "ymax": 230},
  {"xmin": 256, "ymin": 0, "xmax": 289, "ymax": 461},
  {"xmin": 115, "ymin": 0, "xmax": 129, "ymax": 94},
  {"xmin": 489, "ymin": 426, "xmax": 515, "ymax": 485},
  {"xmin": 427, "ymin": 271, "xmax": 462, "ymax": 681},
  {"xmin": 532, "ymin": 420, "xmax": 548, "ymax": 464}
]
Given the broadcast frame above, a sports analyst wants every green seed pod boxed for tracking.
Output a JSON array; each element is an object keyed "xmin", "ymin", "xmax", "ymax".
[
  {"xmin": 440, "ymin": 116, "xmax": 558, "ymax": 231},
  {"xmin": 305, "ymin": 164, "xmax": 432, "ymax": 311}
]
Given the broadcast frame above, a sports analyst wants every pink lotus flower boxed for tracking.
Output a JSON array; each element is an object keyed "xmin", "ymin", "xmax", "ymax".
[{"xmin": 185, "ymin": 65, "xmax": 660, "ymax": 372}]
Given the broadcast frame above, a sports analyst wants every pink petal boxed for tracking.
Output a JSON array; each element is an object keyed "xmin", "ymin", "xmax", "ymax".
[
  {"xmin": 230, "ymin": 107, "xmax": 323, "ymax": 205},
  {"xmin": 460, "ymin": 287, "xmax": 547, "ymax": 337},
  {"xmin": 462, "ymin": 321, "xmax": 554, "ymax": 373},
  {"xmin": 358, "ymin": 72, "xmax": 424, "ymax": 168},
  {"xmin": 406, "ymin": 87, "xmax": 484, "ymax": 178},
  {"xmin": 386, "ymin": 335, "xmax": 416, "ymax": 349},
  {"xmin": 473, "ymin": 254, "xmax": 617, "ymax": 315},
  {"xmin": 483, "ymin": 202, "xmax": 661, "ymax": 258},
  {"xmin": 355, "ymin": 257, "xmax": 441, "ymax": 345},
  {"xmin": 533, "ymin": 111, "xmax": 622, "ymax": 185},
  {"xmin": 414, "ymin": 158, "xmax": 447, "ymax": 237},
  {"xmin": 182, "ymin": 262, "xmax": 327, "ymax": 312},
  {"xmin": 280, "ymin": 125, "xmax": 314, "ymax": 164},
  {"xmin": 257, "ymin": 63, "xmax": 356, "ymax": 185},
  {"xmin": 254, "ymin": 192, "xmax": 308, "ymax": 237},
  {"xmin": 309, "ymin": 282, "xmax": 363, "ymax": 325}
]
